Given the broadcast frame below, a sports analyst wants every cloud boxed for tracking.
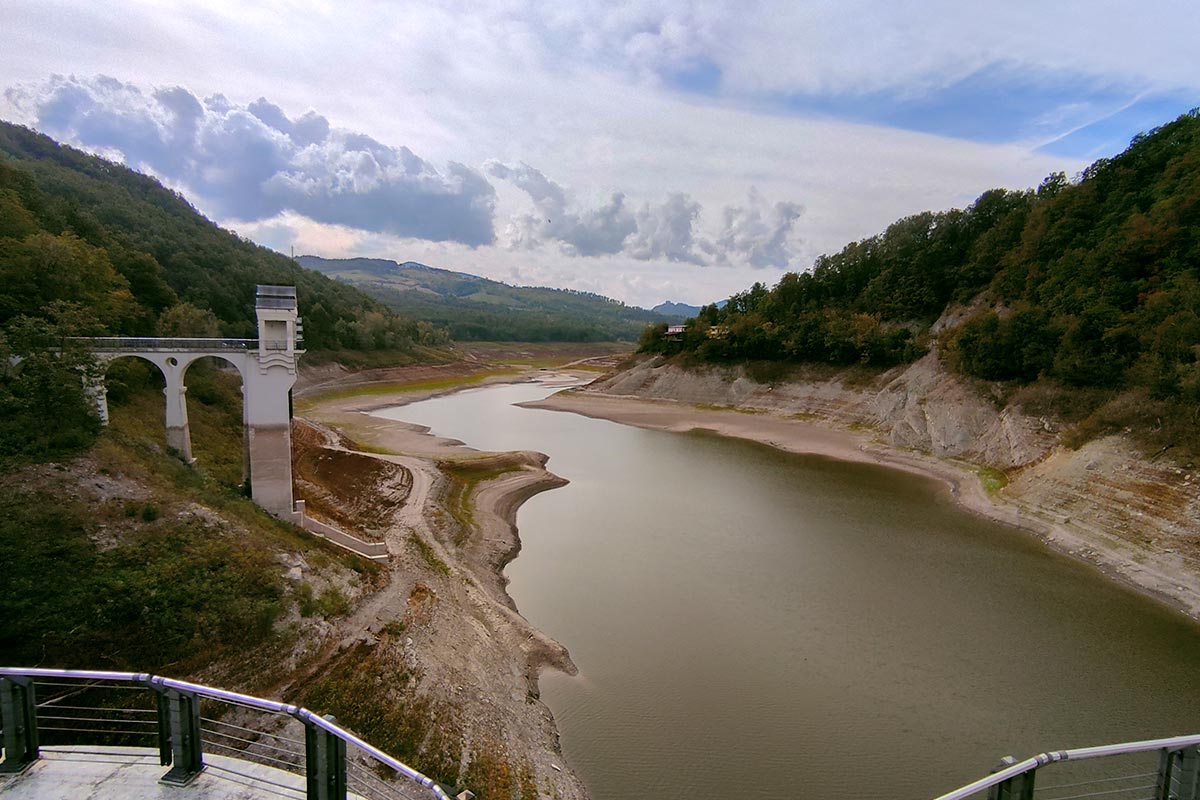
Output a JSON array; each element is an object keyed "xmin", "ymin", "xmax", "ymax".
[
  {"xmin": 626, "ymin": 193, "xmax": 705, "ymax": 263},
  {"xmin": 4, "ymin": 74, "xmax": 496, "ymax": 246},
  {"xmin": 714, "ymin": 190, "xmax": 804, "ymax": 268},
  {"xmin": 489, "ymin": 162, "xmax": 803, "ymax": 268},
  {"xmin": 487, "ymin": 161, "xmax": 639, "ymax": 258},
  {"xmin": 547, "ymin": 1, "xmax": 1200, "ymax": 101}
]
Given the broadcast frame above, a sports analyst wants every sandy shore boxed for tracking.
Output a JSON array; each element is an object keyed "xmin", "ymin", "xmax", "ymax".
[
  {"xmin": 526, "ymin": 389, "xmax": 1200, "ymax": 622},
  {"xmin": 525, "ymin": 389, "xmax": 1018, "ymax": 522}
]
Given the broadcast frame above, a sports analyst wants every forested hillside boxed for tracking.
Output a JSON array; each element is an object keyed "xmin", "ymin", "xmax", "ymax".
[
  {"xmin": 0, "ymin": 122, "xmax": 429, "ymax": 351},
  {"xmin": 644, "ymin": 110, "xmax": 1200, "ymax": 413},
  {"xmin": 0, "ymin": 122, "xmax": 445, "ymax": 462},
  {"xmin": 300, "ymin": 255, "xmax": 681, "ymax": 342}
]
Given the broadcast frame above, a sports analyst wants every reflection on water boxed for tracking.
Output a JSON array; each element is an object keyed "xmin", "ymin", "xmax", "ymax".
[{"xmin": 380, "ymin": 382, "xmax": 1200, "ymax": 800}]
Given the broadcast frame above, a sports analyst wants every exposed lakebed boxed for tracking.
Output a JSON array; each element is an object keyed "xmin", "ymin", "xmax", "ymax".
[{"xmin": 376, "ymin": 380, "xmax": 1200, "ymax": 800}]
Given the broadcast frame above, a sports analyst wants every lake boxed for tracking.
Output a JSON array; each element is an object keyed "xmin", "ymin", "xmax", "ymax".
[{"xmin": 377, "ymin": 380, "xmax": 1200, "ymax": 799}]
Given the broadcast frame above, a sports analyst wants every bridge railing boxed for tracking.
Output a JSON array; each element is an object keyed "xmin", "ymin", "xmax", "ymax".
[
  {"xmin": 932, "ymin": 733, "xmax": 1200, "ymax": 800},
  {"xmin": 78, "ymin": 337, "xmax": 302, "ymax": 352},
  {"xmin": 79, "ymin": 337, "xmax": 259, "ymax": 351},
  {"xmin": 0, "ymin": 667, "xmax": 459, "ymax": 800}
]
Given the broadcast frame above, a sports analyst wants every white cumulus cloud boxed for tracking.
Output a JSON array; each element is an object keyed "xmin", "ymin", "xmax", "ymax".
[
  {"xmin": 489, "ymin": 162, "xmax": 804, "ymax": 268},
  {"xmin": 4, "ymin": 75, "xmax": 497, "ymax": 246}
]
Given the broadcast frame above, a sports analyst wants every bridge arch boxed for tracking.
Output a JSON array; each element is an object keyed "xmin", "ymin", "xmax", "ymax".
[
  {"xmin": 92, "ymin": 350, "xmax": 250, "ymax": 463},
  {"xmin": 82, "ymin": 285, "xmax": 303, "ymax": 519}
]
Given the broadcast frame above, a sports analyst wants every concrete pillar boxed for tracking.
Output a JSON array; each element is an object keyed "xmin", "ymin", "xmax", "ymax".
[
  {"xmin": 243, "ymin": 356, "xmax": 299, "ymax": 518},
  {"xmin": 162, "ymin": 360, "xmax": 193, "ymax": 463},
  {"xmin": 247, "ymin": 422, "xmax": 294, "ymax": 516},
  {"xmin": 247, "ymin": 285, "xmax": 303, "ymax": 519},
  {"xmin": 241, "ymin": 382, "xmax": 251, "ymax": 486},
  {"xmin": 83, "ymin": 372, "xmax": 109, "ymax": 426}
]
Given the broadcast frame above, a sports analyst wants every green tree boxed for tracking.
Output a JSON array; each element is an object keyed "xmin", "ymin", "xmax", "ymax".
[
  {"xmin": 0, "ymin": 232, "xmax": 139, "ymax": 332},
  {"xmin": 0, "ymin": 316, "xmax": 101, "ymax": 463},
  {"xmin": 156, "ymin": 302, "xmax": 221, "ymax": 337}
]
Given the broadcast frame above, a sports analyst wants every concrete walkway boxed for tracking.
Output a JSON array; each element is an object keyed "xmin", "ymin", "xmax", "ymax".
[{"xmin": 0, "ymin": 746, "xmax": 369, "ymax": 799}]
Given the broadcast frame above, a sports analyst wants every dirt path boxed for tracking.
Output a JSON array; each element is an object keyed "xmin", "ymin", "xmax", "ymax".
[{"xmin": 293, "ymin": 368, "xmax": 594, "ymax": 800}]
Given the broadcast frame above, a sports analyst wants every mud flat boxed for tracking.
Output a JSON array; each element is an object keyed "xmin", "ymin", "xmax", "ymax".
[{"xmin": 294, "ymin": 367, "xmax": 596, "ymax": 800}]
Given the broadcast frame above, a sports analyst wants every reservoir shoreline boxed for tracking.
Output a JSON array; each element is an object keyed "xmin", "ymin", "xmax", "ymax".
[
  {"xmin": 295, "ymin": 369, "xmax": 593, "ymax": 799},
  {"xmin": 396, "ymin": 372, "xmax": 1200, "ymax": 800},
  {"xmin": 294, "ymin": 361, "xmax": 1200, "ymax": 800},
  {"xmin": 526, "ymin": 387, "xmax": 1200, "ymax": 624}
]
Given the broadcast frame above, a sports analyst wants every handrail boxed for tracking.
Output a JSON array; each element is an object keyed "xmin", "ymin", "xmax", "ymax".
[
  {"xmin": 0, "ymin": 667, "xmax": 453, "ymax": 800},
  {"xmin": 76, "ymin": 337, "xmax": 299, "ymax": 352},
  {"xmin": 30, "ymin": 336, "xmax": 306, "ymax": 353},
  {"xmin": 932, "ymin": 733, "xmax": 1200, "ymax": 800},
  {"xmin": 77, "ymin": 337, "xmax": 259, "ymax": 351},
  {"xmin": 255, "ymin": 297, "xmax": 298, "ymax": 309}
]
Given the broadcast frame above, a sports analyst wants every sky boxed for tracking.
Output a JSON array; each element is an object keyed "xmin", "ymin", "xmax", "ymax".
[{"xmin": 2, "ymin": 2, "xmax": 1197, "ymax": 310}]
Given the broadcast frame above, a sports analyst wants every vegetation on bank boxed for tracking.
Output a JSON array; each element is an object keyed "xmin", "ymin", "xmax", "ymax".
[
  {"xmin": 300, "ymin": 640, "xmax": 540, "ymax": 800},
  {"xmin": 641, "ymin": 110, "xmax": 1200, "ymax": 458},
  {"xmin": 0, "ymin": 365, "xmax": 375, "ymax": 680},
  {"xmin": 0, "ymin": 120, "xmax": 438, "ymax": 353},
  {"xmin": 439, "ymin": 458, "xmax": 517, "ymax": 546}
]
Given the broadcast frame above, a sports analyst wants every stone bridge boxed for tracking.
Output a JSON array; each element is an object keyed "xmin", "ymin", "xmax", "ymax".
[
  {"xmin": 78, "ymin": 286, "xmax": 386, "ymax": 560},
  {"xmin": 85, "ymin": 285, "xmax": 304, "ymax": 518}
]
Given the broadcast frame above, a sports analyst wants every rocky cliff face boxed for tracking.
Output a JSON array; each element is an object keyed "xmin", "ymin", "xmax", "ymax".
[
  {"xmin": 595, "ymin": 350, "xmax": 1057, "ymax": 469},
  {"xmin": 587, "ymin": 353, "xmax": 1200, "ymax": 619}
]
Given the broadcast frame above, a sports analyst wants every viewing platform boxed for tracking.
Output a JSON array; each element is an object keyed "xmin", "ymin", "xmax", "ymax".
[
  {"xmin": 0, "ymin": 668, "xmax": 470, "ymax": 800},
  {"xmin": 1, "ymin": 745, "xmax": 340, "ymax": 799},
  {"xmin": 6, "ymin": 669, "xmax": 1200, "ymax": 799}
]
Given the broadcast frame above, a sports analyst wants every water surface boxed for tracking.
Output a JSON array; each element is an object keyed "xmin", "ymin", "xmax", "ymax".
[{"xmin": 378, "ymin": 382, "xmax": 1200, "ymax": 799}]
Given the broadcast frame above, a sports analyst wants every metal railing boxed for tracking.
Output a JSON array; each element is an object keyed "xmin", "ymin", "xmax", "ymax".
[
  {"xmin": 256, "ymin": 297, "xmax": 299, "ymax": 309},
  {"xmin": 0, "ymin": 668, "xmax": 459, "ymax": 800},
  {"xmin": 76, "ymin": 337, "xmax": 301, "ymax": 352},
  {"xmin": 81, "ymin": 337, "xmax": 259, "ymax": 351},
  {"xmin": 933, "ymin": 734, "xmax": 1200, "ymax": 800}
]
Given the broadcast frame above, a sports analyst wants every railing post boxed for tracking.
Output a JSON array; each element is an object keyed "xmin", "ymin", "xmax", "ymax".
[
  {"xmin": 303, "ymin": 714, "xmax": 346, "ymax": 800},
  {"xmin": 0, "ymin": 676, "xmax": 39, "ymax": 774},
  {"xmin": 986, "ymin": 756, "xmax": 1035, "ymax": 800},
  {"xmin": 1178, "ymin": 747, "xmax": 1200, "ymax": 800},
  {"xmin": 1157, "ymin": 748, "xmax": 1180, "ymax": 800},
  {"xmin": 154, "ymin": 686, "xmax": 204, "ymax": 785}
]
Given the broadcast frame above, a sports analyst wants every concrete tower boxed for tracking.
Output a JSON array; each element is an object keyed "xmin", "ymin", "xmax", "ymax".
[{"xmin": 246, "ymin": 285, "xmax": 303, "ymax": 517}]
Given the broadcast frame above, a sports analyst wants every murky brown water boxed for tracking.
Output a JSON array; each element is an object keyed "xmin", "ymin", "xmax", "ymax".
[{"xmin": 380, "ymin": 382, "xmax": 1200, "ymax": 800}]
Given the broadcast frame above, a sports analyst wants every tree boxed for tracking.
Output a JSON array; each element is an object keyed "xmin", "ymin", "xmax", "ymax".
[
  {"xmin": 0, "ymin": 232, "xmax": 139, "ymax": 332},
  {"xmin": 0, "ymin": 316, "xmax": 101, "ymax": 463},
  {"xmin": 156, "ymin": 302, "xmax": 221, "ymax": 337}
]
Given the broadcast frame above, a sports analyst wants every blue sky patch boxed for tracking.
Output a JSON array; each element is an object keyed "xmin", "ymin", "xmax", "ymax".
[
  {"xmin": 1037, "ymin": 92, "xmax": 1200, "ymax": 160},
  {"xmin": 665, "ymin": 60, "xmax": 1196, "ymax": 161},
  {"xmin": 664, "ymin": 57, "xmax": 723, "ymax": 95}
]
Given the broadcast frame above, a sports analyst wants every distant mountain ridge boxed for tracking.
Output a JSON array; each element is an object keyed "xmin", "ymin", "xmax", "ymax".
[
  {"xmin": 651, "ymin": 300, "xmax": 728, "ymax": 317},
  {"xmin": 298, "ymin": 255, "xmax": 685, "ymax": 342},
  {"xmin": 312, "ymin": 256, "xmax": 477, "ymax": 280},
  {"xmin": 651, "ymin": 301, "xmax": 701, "ymax": 317}
]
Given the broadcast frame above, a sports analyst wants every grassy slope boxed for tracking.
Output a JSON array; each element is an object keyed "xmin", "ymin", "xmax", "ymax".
[{"xmin": 0, "ymin": 363, "xmax": 377, "ymax": 685}]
